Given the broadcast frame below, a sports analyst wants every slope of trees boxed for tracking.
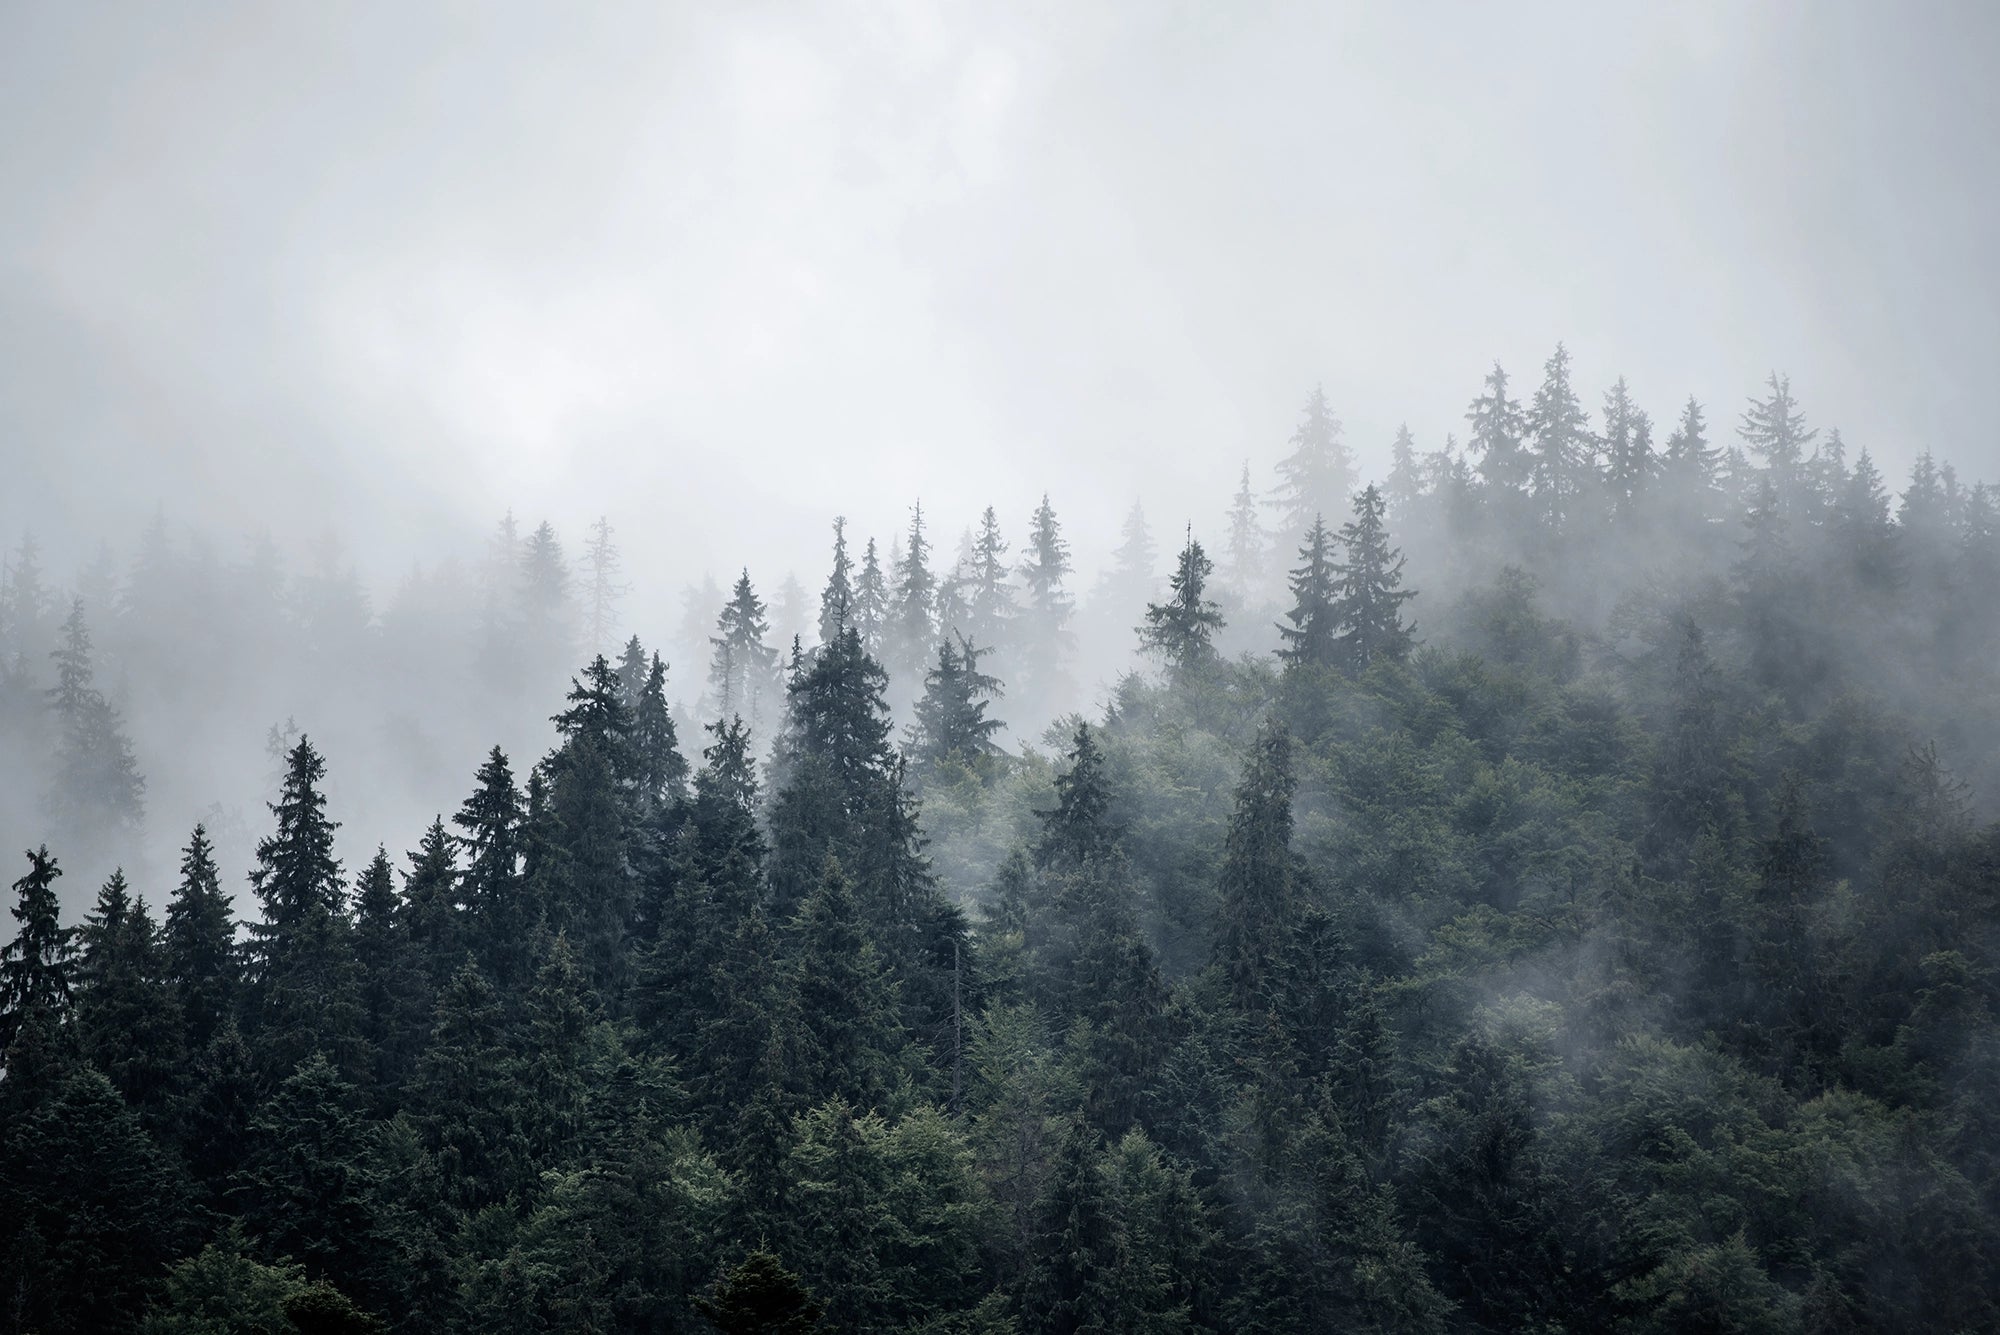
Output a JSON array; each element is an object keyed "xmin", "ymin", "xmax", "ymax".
[{"xmin": 5, "ymin": 355, "xmax": 2000, "ymax": 1332}]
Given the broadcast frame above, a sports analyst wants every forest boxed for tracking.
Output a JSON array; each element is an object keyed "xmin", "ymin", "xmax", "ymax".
[{"xmin": 4, "ymin": 353, "xmax": 2000, "ymax": 1333}]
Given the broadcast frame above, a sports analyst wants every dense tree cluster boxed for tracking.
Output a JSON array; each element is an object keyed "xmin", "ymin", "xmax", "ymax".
[{"xmin": 5, "ymin": 355, "xmax": 2000, "ymax": 1332}]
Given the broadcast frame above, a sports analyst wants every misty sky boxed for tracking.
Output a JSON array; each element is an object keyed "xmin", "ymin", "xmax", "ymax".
[{"xmin": 5, "ymin": 1, "xmax": 1997, "ymax": 613}]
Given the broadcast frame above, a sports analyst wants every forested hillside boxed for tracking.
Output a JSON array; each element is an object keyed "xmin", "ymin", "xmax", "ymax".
[{"xmin": 5, "ymin": 362, "xmax": 2000, "ymax": 1333}]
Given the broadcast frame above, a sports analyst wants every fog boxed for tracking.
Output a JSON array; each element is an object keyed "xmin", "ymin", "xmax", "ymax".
[{"xmin": 4, "ymin": 0, "xmax": 1999, "ymax": 911}]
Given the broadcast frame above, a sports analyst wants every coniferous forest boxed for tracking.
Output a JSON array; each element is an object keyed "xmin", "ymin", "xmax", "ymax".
[{"xmin": 7, "ymin": 363, "xmax": 2000, "ymax": 1334}]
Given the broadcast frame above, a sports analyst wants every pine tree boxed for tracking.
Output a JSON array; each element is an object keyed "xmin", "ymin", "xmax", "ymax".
[
  {"xmin": 44, "ymin": 598, "xmax": 145, "ymax": 852},
  {"xmin": 1223, "ymin": 462, "xmax": 1270, "ymax": 601},
  {"xmin": 1738, "ymin": 373, "xmax": 1817, "ymax": 507},
  {"xmin": 75, "ymin": 872, "xmax": 183, "ymax": 1122},
  {"xmin": 1329, "ymin": 485, "xmax": 1417, "ymax": 673},
  {"xmin": 1524, "ymin": 343, "xmax": 1594, "ymax": 528},
  {"xmin": 1100, "ymin": 500, "xmax": 1158, "ymax": 618},
  {"xmin": 351, "ymin": 847, "xmax": 423, "ymax": 1100},
  {"xmin": 415, "ymin": 958, "xmax": 530, "ymax": 1210},
  {"xmin": 1661, "ymin": 396, "xmax": 1722, "ymax": 531},
  {"xmin": 818, "ymin": 516, "xmax": 855, "ymax": 647},
  {"xmin": 631, "ymin": 651, "xmax": 689, "ymax": 815},
  {"xmin": 246, "ymin": 737, "xmax": 362, "ymax": 1082},
  {"xmin": 164, "ymin": 823, "xmax": 237, "ymax": 1051},
  {"xmin": 1275, "ymin": 384, "xmax": 1356, "ymax": 539},
  {"xmin": 400, "ymin": 819, "xmax": 460, "ymax": 988},
  {"xmin": 789, "ymin": 858, "xmax": 913, "ymax": 1112},
  {"xmin": 1018, "ymin": 494, "xmax": 1076, "ymax": 701},
  {"xmin": 517, "ymin": 519, "xmax": 576, "ymax": 688},
  {"xmin": 3, "ymin": 846, "xmax": 72, "ymax": 1053},
  {"xmin": 910, "ymin": 634, "xmax": 1005, "ymax": 776},
  {"xmin": 709, "ymin": 569, "xmax": 780, "ymax": 730},
  {"xmin": 454, "ymin": 746, "xmax": 529, "ymax": 992},
  {"xmin": 888, "ymin": 502, "xmax": 938, "ymax": 684},
  {"xmin": 236, "ymin": 1051, "xmax": 379, "ymax": 1292},
  {"xmin": 852, "ymin": 537, "xmax": 889, "ymax": 659},
  {"xmin": 966, "ymin": 506, "xmax": 1016, "ymax": 653},
  {"xmin": 1216, "ymin": 723, "xmax": 1296, "ymax": 1012},
  {"xmin": 1276, "ymin": 515, "xmax": 1339, "ymax": 673},
  {"xmin": 1384, "ymin": 425, "xmax": 1424, "ymax": 521},
  {"xmin": 615, "ymin": 633, "xmax": 650, "ymax": 712},
  {"xmin": 1466, "ymin": 361, "xmax": 1529, "ymax": 492},
  {"xmin": 1600, "ymin": 376, "xmax": 1656, "ymax": 520},
  {"xmin": 581, "ymin": 515, "xmax": 627, "ymax": 654},
  {"xmin": 697, "ymin": 1251, "xmax": 825, "ymax": 1335},
  {"xmin": 1036, "ymin": 724, "xmax": 1118, "ymax": 873},
  {"xmin": 1833, "ymin": 447, "xmax": 1901, "ymax": 595},
  {"xmin": 1137, "ymin": 529, "xmax": 1224, "ymax": 682}
]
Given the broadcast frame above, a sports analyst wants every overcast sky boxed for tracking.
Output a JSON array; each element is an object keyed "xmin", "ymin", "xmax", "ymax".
[{"xmin": 4, "ymin": 0, "xmax": 1997, "ymax": 619}]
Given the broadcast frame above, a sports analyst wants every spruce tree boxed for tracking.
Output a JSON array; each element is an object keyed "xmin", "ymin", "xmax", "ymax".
[
  {"xmin": 75, "ymin": 872, "xmax": 183, "ymax": 1122},
  {"xmin": 852, "ymin": 537, "xmax": 889, "ymax": 658},
  {"xmin": 400, "ymin": 819, "xmax": 460, "ymax": 988},
  {"xmin": 888, "ymin": 502, "xmax": 938, "ymax": 685},
  {"xmin": 910, "ymin": 634, "xmax": 1005, "ymax": 777},
  {"xmin": 1524, "ymin": 343, "xmax": 1594, "ymax": 528},
  {"xmin": 1661, "ymin": 396, "xmax": 1721, "ymax": 531},
  {"xmin": 1384, "ymin": 425, "xmax": 1424, "ymax": 521},
  {"xmin": 1600, "ymin": 376, "xmax": 1656, "ymax": 520},
  {"xmin": 352, "ymin": 846, "xmax": 422, "ymax": 1099},
  {"xmin": 1100, "ymin": 500, "xmax": 1158, "ymax": 618},
  {"xmin": 1215, "ymin": 722, "xmax": 1297, "ymax": 1013},
  {"xmin": 817, "ymin": 516, "xmax": 855, "ymax": 647},
  {"xmin": 1137, "ymin": 529, "xmax": 1224, "ymax": 682},
  {"xmin": 1223, "ymin": 462, "xmax": 1270, "ymax": 601},
  {"xmin": 966, "ymin": 506, "xmax": 1016, "ymax": 654},
  {"xmin": 415, "ymin": 958, "xmax": 530, "ymax": 1210},
  {"xmin": 1036, "ymin": 724, "xmax": 1118, "ymax": 873},
  {"xmin": 1329, "ymin": 485, "xmax": 1417, "ymax": 673},
  {"xmin": 246, "ymin": 736, "xmax": 362, "ymax": 1082},
  {"xmin": 1275, "ymin": 384, "xmax": 1356, "ymax": 540},
  {"xmin": 1738, "ymin": 372, "xmax": 1817, "ymax": 506},
  {"xmin": 454, "ymin": 746, "xmax": 528, "ymax": 991},
  {"xmin": 44, "ymin": 598, "xmax": 145, "ymax": 852},
  {"xmin": 3, "ymin": 845, "xmax": 71, "ymax": 1052},
  {"xmin": 708, "ymin": 570, "xmax": 779, "ymax": 731},
  {"xmin": 1466, "ymin": 361, "xmax": 1528, "ymax": 492},
  {"xmin": 1276, "ymin": 515, "xmax": 1339, "ymax": 672},
  {"xmin": 788, "ymin": 857, "xmax": 913, "ymax": 1112},
  {"xmin": 581, "ymin": 515, "xmax": 627, "ymax": 654},
  {"xmin": 1017, "ymin": 494, "xmax": 1076, "ymax": 703},
  {"xmin": 631, "ymin": 650, "xmax": 689, "ymax": 815},
  {"xmin": 164, "ymin": 823, "xmax": 237, "ymax": 1051}
]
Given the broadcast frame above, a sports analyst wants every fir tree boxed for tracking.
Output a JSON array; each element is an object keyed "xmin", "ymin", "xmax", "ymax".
[
  {"xmin": 965, "ymin": 506, "xmax": 1017, "ymax": 653},
  {"xmin": 1275, "ymin": 384, "xmax": 1356, "ymax": 539},
  {"xmin": 1036, "ymin": 724, "xmax": 1118, "ymax": 872},
  {"xmin": 1833, "ymin": 446, "xmax": 1901, "ymax": 595},
  {"xmin": 1138, "ymin": 529, "xmax": 1224, "ymax": 681},
  {"xmin": 246, "ymin": 737, "xmax": 362, "ymax": 1082},
  {"xmin": 1384, "ymin": 425, "xmax": 1424, "ymax": 520},
  {"xmin": 415, "ymin": 958, "xmax": 530, "ymax": 1211},
  {"xmin": 75, "ymin": 873, "xmax": 183, "ymax": 1122},
  {"xmin": 44, "ymin": 598, "xmax": 145, "ymax": 851},
  {"xmin": 818, "ymin": 516, "xmax": 855, "ymax": 647},
  {"xmin": 1100, "ymin": 500, "xmax": 1158, "ymax": 617},
  {"xmin": 1465, "ymin": 361, "xmax": 1529, "ymax": 492},
  {"xmin": 708, "ymin": 569, "xmax": 779, "ymax": 731},
  {"xmin": 1524, "ymin": 343, "xmax": 1594, "ymax": 528},
  {"xmin": 454, "ymin": 746, "xmax": 528, "ymax": 991},
  {"xmin": 1738, "ymin": 372, "xmax": 1817, "ymax": 505},
  {"xmin": 1017, "ymin": 494, "xmax": 1076, "ymax": 700},
  {"xmin": 1600, "ymin": 376, "xmax": 1656, "ymax": 520},
  {"xmin": 581, "ymin": 515, "xmax": 627, "ymax": 654},
  {"xmin": 910, "ymin": 634, "xmax": 1005, "ymax": 776},
  {"xmin": 1329, "ymin": 485, "xmax": 1417, "ymax": 673},
  {"xmin": 888, "ymin": 502, "xmax": 938, "ymax": 684},
  {"xmin": 788, "ymin": 858, "xmax": 913, "ymax": 1112},
  {"xmin": 164, "ymin": 823, "xmax": 237, "ymax": 1051},
  {"xmin": 3, "ymin": 845, "xmax": 71, "ymax": 1053},
  {"xmin": 400, "ymin": 819, "xmax": 460, "ymax": 988},
  {"xmin": 1223, "ymin": 461, "xmax": 1270, "ymax": 601},
  {"xmin": 351, "ymin": 847, "xmax": 423, "ymax": 1099},
  {"xmin": 1215, "ymin": 722, "xmax": 1297, "ymax": 1013},
  {"xmin": 631, "ymin": 651, "xmax": 689, "ymax": 815},
  {"xmin": 1661, "ymin": 395, "xmax": 1721, "ymax": 529},
  {"xmin": 851, "ymin": 537, "xmax": 889, "ymax": 659},
  {"xmin": 1277, "ymin": 514, "xmax": 1339, "ymax": 673}
]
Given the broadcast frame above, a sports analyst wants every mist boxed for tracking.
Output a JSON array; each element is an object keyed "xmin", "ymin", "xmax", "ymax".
[{"xmin": 5, "ymin": 4, "xmax": 2000, "ymax": 1333}]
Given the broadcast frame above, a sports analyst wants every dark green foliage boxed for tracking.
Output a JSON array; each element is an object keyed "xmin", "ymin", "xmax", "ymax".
[
  {"xmin": 2, "ymin": 844, "xmax": 71, "ymax": 1052},
  {"xmin": 164, "ymin": 823, "xmax": 237, "ymax": 1051},
  {"xmin": 910, "ymin": 633, "xmax": 1005, "ymax": 778},
  {"xmin": 1329, "ymin": 484, "xmax": 1416, "ymax": 673},
  {"xmin": 76, "ymin": 872, "xmax": 184, "ymax": 1123},
  {"xmin": 697, "ymin": 1251, "xmax": 823, "ymax": 1335}
]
